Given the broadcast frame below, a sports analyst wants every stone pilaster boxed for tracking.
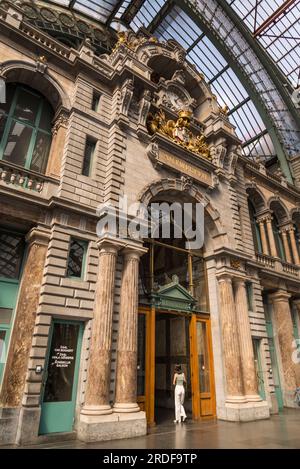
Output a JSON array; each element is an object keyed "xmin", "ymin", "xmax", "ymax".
[
  {"xmin": 81, "ymin": 241, "xmax": 119, "ymax": 417},
  {"xmin": 46, "ymin": 112, "xmax": 68, "ymax": 178},
  {"xmin": 0, "ymin": 226, "xmax": 50, "ymax": 408},
  {"xmin": 233, "ymin": 278, "xmax": 260, "ymax": 401},
  {"xmin": 270, "ymin": 290, "xmax": 300, "ymax": 406},
  {"xmin": 114, "ymin": 249, "xmax": 143, "ymax": 413}
]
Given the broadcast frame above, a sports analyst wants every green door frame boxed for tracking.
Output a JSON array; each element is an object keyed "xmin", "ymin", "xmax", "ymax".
[
  {"xmin": 265, "ymin": 317, "xmax": 284, "ymax": 411},
  {"xmin": 0, "ymin": 230, "xmax": 27, "ymax": 385},
  {"xmin": 39, "ymin": 319, "xmax": 84, "ymax": 435},
  {"xmin": 252, "ymin": 338, "xmax": 266, "ymax": 401}
]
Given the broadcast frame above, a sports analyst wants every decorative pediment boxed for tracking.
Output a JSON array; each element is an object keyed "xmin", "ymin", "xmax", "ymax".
[{"xmin": 152, "ymin": 275, "xmax": 196, "ymax": 312}]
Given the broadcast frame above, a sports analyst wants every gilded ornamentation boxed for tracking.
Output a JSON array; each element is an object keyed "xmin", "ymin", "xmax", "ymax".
[
  {"xmin": 146, "ymin": 109, "xmax": 210, "ymax": 159},
  {"xmin": 112, "ymin": 31, "xmax": 158, "ymax": 53},
  {"xmin": 230, "ymin": 258, "xmax": 241, "ymax": 269}
]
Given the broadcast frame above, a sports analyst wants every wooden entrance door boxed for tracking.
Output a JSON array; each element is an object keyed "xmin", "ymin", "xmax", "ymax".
[
  {"xmin": 190, "ymin": 314, "xmax": 216, "ymax": 419},
  {"xmin": 138, "ymin": 308, "xmax": 216, "ymax": 424}
]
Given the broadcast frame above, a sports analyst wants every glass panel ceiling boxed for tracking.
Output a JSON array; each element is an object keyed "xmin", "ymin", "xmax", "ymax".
[
  {"xmin": 49, "ymin": 0, "xmax": 121, "ymax": 23},
  {"xmin": 227, "ymin": 0, "xmax": 300, "ymax": 88}
]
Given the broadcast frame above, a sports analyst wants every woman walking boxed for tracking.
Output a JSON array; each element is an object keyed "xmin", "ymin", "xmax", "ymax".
[{"xmin": 173, "ymin": 364, "xmax": 187, "ymax": 423}]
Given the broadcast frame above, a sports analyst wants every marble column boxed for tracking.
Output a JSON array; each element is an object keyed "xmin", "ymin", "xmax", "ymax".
[
  {"xmin": 114, "ymin": 249, "xmax": 143, "ymax": 413},
  {"xmin": 265, "ymin": 216, "xmax": 278, "ymax": 258},
  {"xmin": 258, "ymin": 220, "xmax": 269, "ymax": 256},
  {"xmin": 281, "ymin": 229, "xmax": 292, "ymax": 263},
  {"xmin": 81, "ymin": 241, "xmax": 118, "ymax": 416},
  {"xmin": 270, "ymin": 290, "xmax": 300, "ymax": 403},
  {"xmin": 218, "ymin": 276, "xmax": 244, "ymax": 402},
  {"xmin": 289, "ymin": 226, "xmax": 300, "ymax": 265},
  {"xmin": 46, "ymin": 113, "xmax": 68, "ymax": 178},
  {"xmin": 234, "ymin": 278, "xmax": 260, "ymax": 401},
  {"xmin": 0, "ymin": 226, "xmax": 50, "ymax": 407}
]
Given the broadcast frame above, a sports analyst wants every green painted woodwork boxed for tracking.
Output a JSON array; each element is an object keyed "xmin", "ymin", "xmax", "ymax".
[
  {"xmin": 264, "ymin": 304, "xmax": 284, "ymax": 411},
  {"xmin": 0, "ymin": 259, "xmax": 24, "ymax": 384},
  {"xmin": 151, "ymin": 277, "xmax": 196, "ymax": 312},
  {"xmin": 0, "ymin": 84, "xmax": 53, "ymax": 174},
  {"xmin": 39, "ymin": 320, "xmax": 84, "ymax": 435},
  {"xmin": 253, "ymin": 338, "xmax": 266, "ymax": 401}
]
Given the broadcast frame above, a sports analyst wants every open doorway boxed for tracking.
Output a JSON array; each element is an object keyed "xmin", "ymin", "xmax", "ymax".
[{"xmin": 155, "ymin": 311, "xmax": 192, "ymax": 424}]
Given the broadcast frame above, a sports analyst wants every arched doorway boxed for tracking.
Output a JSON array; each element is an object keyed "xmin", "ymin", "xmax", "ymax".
[{"xmin": 136, "ymin": 186, "xmax": 216, "ymax": 425}]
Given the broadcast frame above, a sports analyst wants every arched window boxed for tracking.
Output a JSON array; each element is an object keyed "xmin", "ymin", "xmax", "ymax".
[
  {"xmin": 271, "ymin": 214, "xmax": 285, "ymax": 260},
  {"xmin": 0, "ymin": 83, "xmax": 54, "ymax": 174},
  {"xmin": 248, "ymin": 200, "xmax": 262, "ymax": 253}
]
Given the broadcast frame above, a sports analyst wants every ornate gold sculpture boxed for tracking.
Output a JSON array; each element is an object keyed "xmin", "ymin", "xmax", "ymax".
[
  {"xmin": 112, "ymin": 31, "xmax": 158, "ymax": 53},
  {"xmin": 146, "ymin": 109, "xmax": 210, "ymax": 159}
]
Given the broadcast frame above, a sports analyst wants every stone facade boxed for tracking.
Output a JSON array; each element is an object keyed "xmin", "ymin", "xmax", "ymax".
[{"xmin": 0, "ymin": 0, "xmax": 299, "ymax": 446}]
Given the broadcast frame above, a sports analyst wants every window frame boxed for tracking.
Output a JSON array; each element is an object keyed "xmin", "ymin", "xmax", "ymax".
[
  {"xmin": 0, "ymin": 85, "xmax": 53, "ymax": 174},
  {"xmin": 66, "ymin": 238, "xmax": 88, "ymax": 280},
  {"xmin": 82, "ymin": 137, "xmax": 96, "ymax": 177},
  {"xmin": 91, "ymin": 90, "xmax": 101, "ymax": 112}
]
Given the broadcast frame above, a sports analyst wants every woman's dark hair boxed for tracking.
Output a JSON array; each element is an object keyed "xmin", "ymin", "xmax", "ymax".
[{"xmin": 174, "ymin": 364, "xmax": 182, "ymax": 374}]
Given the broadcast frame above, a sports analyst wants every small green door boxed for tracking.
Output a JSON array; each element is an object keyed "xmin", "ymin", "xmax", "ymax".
[
  {"xmin": 252, "ymin": 338, "xmax": 266, "ymax": 400},
  {"xmin": 39, "ymin": 320, "xmax": 83, "ymax": 435},
  {"xmin": 264, "ymin": 302, "xmax": 284, "ymax": 411}
]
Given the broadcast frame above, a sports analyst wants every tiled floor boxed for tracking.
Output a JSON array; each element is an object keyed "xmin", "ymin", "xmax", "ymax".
[{"xmin": 4, "ymin": 409, "xmax": 300, "ymax": 449}]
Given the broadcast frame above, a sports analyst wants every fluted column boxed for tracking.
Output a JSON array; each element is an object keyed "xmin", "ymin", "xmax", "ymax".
[
  {"xmin": 270, "ymin": 290, "xmax": 300, "ymax": 400},
  {"xmin": 281, "ymin": 228, "xmax": 292, "ymax": 263},
  {"xmin": 81, "ymin": 241, "xmax": 118, "ymax": 416},
  {"xmin": 114, "ymin": 249, "xmax": 143, "ymax": 413},
  {"xmin": 289, "ymin": 226, "xmax": 300, "ymax": 265},
  {"xmin": 234, "ymin": 278, "xmax": 260, "ymax": 401},
  {"xmin": 258, "ymin": 219, "xmax": 269, "ymax": 255},
  {"xmin": 218, "ymin": 275, "xmax": 244, "ymax": 402},
  {"xmin": 265, "ymin": 216, "xmax": 278, "ymax": 258}
]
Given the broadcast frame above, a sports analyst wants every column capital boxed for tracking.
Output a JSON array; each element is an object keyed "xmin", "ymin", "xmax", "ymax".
[
  {"xmin": 25, "ymin": 226, "xmax": 51, "ymax": 246},
  {"xmin": 96, "ymin": 239, "xmax": 120, "ymax": 255},
  {"xmin": 269, "ymin": 289, "xmax": 291, "ymax": 303},
  {"xmin": 122, "ymin": 246, "xmax": 147, "ymax": 260},
  {"xmin": 52, "ymin": 111, "xmax": 69, "ymax": 135},
  {"xmin": 256, "ymin": 211, "xmax": 272, "ymax": 224},
  {"xmin": 96, "ymin": 235, "xmax": 148, "ymax": 256},
  {"xmin": 216, "ymin": 273, "xmax": 233, "ymax": 284}
]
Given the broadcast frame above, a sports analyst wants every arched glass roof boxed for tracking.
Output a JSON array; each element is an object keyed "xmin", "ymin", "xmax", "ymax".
[{"xmin": 45, "ymin": 1, "xmax": 300, "ymax": 165}]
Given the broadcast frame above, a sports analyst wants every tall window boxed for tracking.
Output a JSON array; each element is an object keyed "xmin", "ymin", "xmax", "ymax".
[
  {"xmin": 67, "ymin": 238, "xmax": 87, "ymax": 279},
  {"xmin": 82, "ymin": 138, "xmax": 96, "ymax": 177},
  {"xmin": 248, "ymin": 201, "xmax": 262, "ymax": 253},
  {"xmin": 0, "ymin": 83, "xmax": 54, "ymax": 173}
]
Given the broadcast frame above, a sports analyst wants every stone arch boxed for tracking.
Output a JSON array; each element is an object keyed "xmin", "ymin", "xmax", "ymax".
[
  {"xmin": 138, "ymin": 177, "xmax": 228, "ymax": 252},
  {"xmin": 269, "ymin": 197, "xmax": 290, "ymax": 224},
  {"xmin": 135, "ymin": 41, "xmax": 212, "ymax": 101},
  {"xmin": 0, "ymin": 60, "xmax": 71, "ymax": 111},
  {"xmin": 245, "ymin": 185, "xmax": 267, "ymax": 213}
]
